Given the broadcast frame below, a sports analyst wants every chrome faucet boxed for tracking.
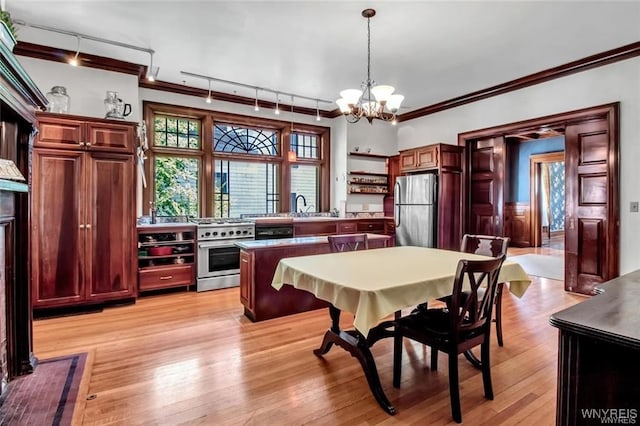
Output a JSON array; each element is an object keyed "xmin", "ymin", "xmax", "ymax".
[{"xmin": 294, "ymin": 194, "xmax": 307, "ymax": 212}]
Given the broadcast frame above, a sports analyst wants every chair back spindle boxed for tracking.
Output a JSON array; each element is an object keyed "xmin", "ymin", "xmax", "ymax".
[{"xmin": 327, "ymin": 233, "xmax": 369, "ymax": 252}]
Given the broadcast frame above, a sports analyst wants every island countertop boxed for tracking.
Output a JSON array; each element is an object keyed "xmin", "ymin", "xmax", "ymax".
[{"xmin": 236, "ymin": 233, "xmax": 392, "ymax": 250}]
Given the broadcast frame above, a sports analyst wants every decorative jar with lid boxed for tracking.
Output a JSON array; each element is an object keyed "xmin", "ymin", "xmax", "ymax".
[{"xmin": 46, "ymin": 86, "xmax": 70, "ymax": 113}]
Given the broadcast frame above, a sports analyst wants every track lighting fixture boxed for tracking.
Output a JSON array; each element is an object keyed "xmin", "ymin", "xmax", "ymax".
[
  {"xmin": 146, "ymin": 52, "xmax": 158, "ymax": 81},
  {"xmin": 14, "ymin": 19, "xmax": 157, "ymax": 80},
  {"xmin": 179, "ymin": 71, "xmax": 333, "ymax": 117},
  {"xmin": 205, "ymin": 79, "xmax": 212, "ymax": 104},
  {"xmin": 68, "ymin": 35, "xmax": 80, "ymax": 66},
  {"xmin": 254, "ymin": 88, "xmax": 260, "ymax": 111},
  {"xmin": 316, "ymin": 99, "xmax": 321, "ymax": 122}
]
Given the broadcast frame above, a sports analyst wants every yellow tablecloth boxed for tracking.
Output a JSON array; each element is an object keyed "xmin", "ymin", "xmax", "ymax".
[{"xmin": 272, "ymin": 246, "xmax": 531, "ymax": 337}]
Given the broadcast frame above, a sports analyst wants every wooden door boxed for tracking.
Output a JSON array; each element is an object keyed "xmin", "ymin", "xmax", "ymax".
[
  {"xmin": 564, "ymin": 118, "xmax": 618, "ymax": 294},
  {"xmin": 31, "ymin": 149, "xmax": 85, "ymax": 307},
  {"xmin": 85, "ymin": 153, "xmax": 136, "ymax": 301},
  {"xmin": 467, "ymin": 137, "xmax": 505, "ymax": 236}
]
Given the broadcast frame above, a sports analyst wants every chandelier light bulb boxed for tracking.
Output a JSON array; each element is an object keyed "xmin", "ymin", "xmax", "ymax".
[
  {"xmin": 387, "ymin": 94, "xmax": 405, "ymax": 113},
  {"xmin": 274, "ymin": 93, "xmax": 280, "ymax": 115}
]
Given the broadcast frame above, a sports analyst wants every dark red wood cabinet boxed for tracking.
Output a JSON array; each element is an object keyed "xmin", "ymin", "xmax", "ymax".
[
  {"xmin": 31, "ymin": 113, "xmax": 137, "ymax": 309},
  {"xmin": 398, "ymin": 143, "xmax": 464, "ymax": 250}
]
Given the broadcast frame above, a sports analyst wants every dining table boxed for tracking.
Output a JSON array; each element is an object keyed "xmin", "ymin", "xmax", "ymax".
[{"xmin": 271, "ymin": 245, "xmax": 531, "ymax": 415}]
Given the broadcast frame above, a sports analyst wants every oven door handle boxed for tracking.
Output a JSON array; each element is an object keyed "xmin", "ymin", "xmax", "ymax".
[{"xmin": 198, "ymin": 241, "xmax": 246, "ymax": 249}]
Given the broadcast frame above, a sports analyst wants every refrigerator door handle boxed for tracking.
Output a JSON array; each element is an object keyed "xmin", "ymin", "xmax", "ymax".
[{"xmin": 394, "ymin": 181, "xmax": 402, "ymax": 227}]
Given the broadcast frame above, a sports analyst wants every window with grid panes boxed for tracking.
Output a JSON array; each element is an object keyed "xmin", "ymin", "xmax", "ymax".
[
  {"xmin": 145, "ymin": 103, "xmax": 329, "ymax": 218},
  {"xmin": 213, "ymin": 124, "xmax": 281, "ymax": 216},
  {"xmin": 290, "ymin": 132, "xmax": 320, "ymax": 212},
  {"xmin": 152, "ymin": 114, "xmax": 201, "ymax": 216}
]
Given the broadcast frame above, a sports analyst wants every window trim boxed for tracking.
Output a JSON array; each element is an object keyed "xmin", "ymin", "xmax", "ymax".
[{"xmin": 143, "ymin": 101, "xmax": 330, "ymax": 216}]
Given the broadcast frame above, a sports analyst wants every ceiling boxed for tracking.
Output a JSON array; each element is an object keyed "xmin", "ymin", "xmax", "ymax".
[{"xmin": 8, "ymin": 1, "xmax": 640, "ymax": 113}]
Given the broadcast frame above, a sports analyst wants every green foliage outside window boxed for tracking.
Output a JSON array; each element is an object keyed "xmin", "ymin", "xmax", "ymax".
[{"xmin": 154, "ymin": 157, "xmax": 199, "ymax": 216}]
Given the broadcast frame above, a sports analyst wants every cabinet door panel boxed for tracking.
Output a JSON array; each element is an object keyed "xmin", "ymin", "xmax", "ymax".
[
  {"xmin": 86, "ymin": 153, "xmax": 135, "ymax": 300},
  {"xmin": 32, "ymin": 150, "xmax": 84, "ymax": 306},
  {"xmin": 416, "ymin": 146, "xmax": 438, "ymax": 169},
  {"xmin": 399, "ymin": 152, "xmax": 417, "ymax": 172},
  {"xmin": 86, "ymin": 122, "xmax": 135, "ymax": 153}
]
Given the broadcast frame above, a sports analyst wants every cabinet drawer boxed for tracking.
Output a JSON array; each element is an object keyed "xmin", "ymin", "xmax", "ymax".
[
  {"xmin": 139, "ymin": 265, "xmax": 194, "ymax": 291},
  {"xmin": 356, "ymin": 220, "xmax": 385, "ymax": 233},
  {"xmin": 294, "ymin": 221, "xmax": 338, "ymax": 236},
  {"xmin": 337, "ymin": 222, "xmax": 357, "ymax": 234}
]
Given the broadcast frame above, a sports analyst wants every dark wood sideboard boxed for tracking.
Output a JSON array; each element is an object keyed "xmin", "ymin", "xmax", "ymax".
[
  {"xmin": 549, "ymin": 270, "xmax": 640, "ymax": 425},
  {"xmin": 0, "ymin": 39, "xmax": 48, "ymax": 397}
]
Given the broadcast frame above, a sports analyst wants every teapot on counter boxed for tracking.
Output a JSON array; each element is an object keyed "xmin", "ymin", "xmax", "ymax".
[{"xmin": 104, "ymin": 91, "xmax": 132, "ymax": 119}]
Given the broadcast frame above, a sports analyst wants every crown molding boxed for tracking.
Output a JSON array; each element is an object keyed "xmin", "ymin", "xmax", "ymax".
[{"xmin": 398, "ymin": 41, "xmax": 640, "ymax": 122}]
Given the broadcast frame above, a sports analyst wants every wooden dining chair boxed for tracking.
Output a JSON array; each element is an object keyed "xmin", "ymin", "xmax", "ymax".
[
  {"xmin": 327, "ymin": 233, "xmax": 369, "ymax": 252},
  {"xmin": 393, "ymin": 255, "xmax": 506, "ymax": 423},
  {"xmin": 459, "ymin": 234, "xmax": 510, "ymax": 346}
]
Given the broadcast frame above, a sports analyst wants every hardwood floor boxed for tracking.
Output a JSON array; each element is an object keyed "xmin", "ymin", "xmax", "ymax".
[{"xmin": 33, "ymin": 248, "xmax": 582, "ymax": 425}]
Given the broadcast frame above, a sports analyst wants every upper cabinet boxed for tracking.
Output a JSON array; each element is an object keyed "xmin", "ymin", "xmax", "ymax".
[
  {"xmin": 35, "ymin": 112, "xmax": 135, "ymax": 154},
  {"xmin": 399, "ymin": 143, "xmax": 462, "ymax": 174}
]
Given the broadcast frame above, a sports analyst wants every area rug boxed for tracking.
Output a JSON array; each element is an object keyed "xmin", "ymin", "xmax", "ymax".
[
  {"xmin": 0, "ymin": 352, "xmax": 90, "ymax": 425},
  {"xmin": 508, "ymin": 254, "xmax": 564, "ymax": 281}
]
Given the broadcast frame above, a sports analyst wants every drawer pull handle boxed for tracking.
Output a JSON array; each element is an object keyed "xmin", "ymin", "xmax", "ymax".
[
  {"xmin": 241, "ymin": 259, "xmax": 248, "ymax": 263},
  {"xmin": 159, "ymin": 275, "xmax": 173, "ymax": 280}
]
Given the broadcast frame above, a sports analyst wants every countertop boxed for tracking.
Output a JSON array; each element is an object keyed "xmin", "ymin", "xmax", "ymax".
[
  {"xmin": 253, "ymin": 216, "xmax": 393, "ymax": 224},
  {"xmin": 549, "ymin": 269, "xmax": 640, "ymax": 350},
  {"xmin": 236, "ymin": 233, "xmax": 392, "ymax": 250}
]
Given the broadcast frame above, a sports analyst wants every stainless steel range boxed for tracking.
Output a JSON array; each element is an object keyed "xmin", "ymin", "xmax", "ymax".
[{"xmin": 192, "ymin": 218, "xmax": 255, "ymax": 292}]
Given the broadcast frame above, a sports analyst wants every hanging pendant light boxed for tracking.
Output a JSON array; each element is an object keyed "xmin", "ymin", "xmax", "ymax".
[{"xmin": 336, "ymin": 9, "xmax": 404, "ymax": 124}]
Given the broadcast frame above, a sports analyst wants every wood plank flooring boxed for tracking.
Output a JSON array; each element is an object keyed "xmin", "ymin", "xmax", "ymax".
[{"xmin": 33, "ymin": 247, "xmax": 583, "ymax": 425}]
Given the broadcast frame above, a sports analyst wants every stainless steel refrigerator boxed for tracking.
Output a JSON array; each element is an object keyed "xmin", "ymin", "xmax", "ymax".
[{"xmin": 394, "ymin": 174, "xmax": 437, "ymax": 247}]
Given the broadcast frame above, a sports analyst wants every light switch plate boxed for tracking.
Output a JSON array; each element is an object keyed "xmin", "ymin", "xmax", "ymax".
[{"xmin": 631, "ymin": 201, "xmax": 639, "ymax": 213}]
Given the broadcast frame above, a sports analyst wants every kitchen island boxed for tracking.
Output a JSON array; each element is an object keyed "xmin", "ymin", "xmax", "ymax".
[{"xmin": 237, "ymin": 234, "xmax": 392, "ymax": 321}]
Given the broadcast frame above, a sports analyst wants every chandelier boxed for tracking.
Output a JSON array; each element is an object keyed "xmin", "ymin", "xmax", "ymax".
[{"xmin": 336, "ymin": 9, "xmax": 404, "ymax": 125}]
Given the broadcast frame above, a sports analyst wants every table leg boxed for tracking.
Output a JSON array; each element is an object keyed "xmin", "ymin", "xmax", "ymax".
[
  {"xmin": 313, "ymin": 305, "xmax": 397, "ymax": 415},
  {"xmin": 393, "ymin": 310, "xmax": 402, "ymax": 388}
]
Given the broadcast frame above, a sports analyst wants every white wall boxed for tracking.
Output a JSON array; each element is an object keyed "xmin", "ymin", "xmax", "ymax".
[
  {"xmin": 397, "ymin": 56, "xmax": 640, "ymax": 273},
  {"xmin": 17, "ymin": 56, "xmax": 141, "ymax": 121}
]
